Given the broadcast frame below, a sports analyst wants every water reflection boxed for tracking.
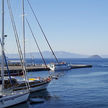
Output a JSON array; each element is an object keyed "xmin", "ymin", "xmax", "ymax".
[{"xmin": 30, "ymin": 90, "xmax": 52, "ymax": 101}]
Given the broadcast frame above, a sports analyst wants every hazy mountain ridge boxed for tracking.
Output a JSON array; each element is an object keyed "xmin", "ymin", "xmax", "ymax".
[
  {"xmin": 5, "ymin": 51, "xmax": 108, "ymax": 58},
  {"xmin": 6, "ymin": 51, "xmax": 88, "ymax": 58}
]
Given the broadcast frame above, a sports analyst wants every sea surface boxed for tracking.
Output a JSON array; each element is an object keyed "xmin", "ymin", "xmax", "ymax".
[{"xmin": 10, "ymin": 58, "xmax": 108, "ymax": 108}]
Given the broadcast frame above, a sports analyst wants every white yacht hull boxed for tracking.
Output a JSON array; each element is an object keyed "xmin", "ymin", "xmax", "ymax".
[
  {"xmin": 0, "ymin": 92, "xmax": 29, "ymax": 108},
  {"xmin": 51, "ymin": 66, "xmax": 71, "ymax": 71},
  {"xmin": 48, "ymin": 63, "xmax": 71, "ymax": 71}
]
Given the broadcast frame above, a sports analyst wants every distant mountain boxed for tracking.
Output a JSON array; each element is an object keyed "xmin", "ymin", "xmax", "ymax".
[
  {"xmin": 2, "ymin": 52, "xmax": 108, "ymax": 59},
  {"xmin": 52, "ymin": 51, "xmax": 88, "ymax": 58},
  {"xmin": 6, "ymin": 51, "xmax": 88, "ymax": 58},
  {"xmin": 101, "ymin": 55, "xmax": 108, "ymax": 58},
  {"xmin": 89, "ymin": 55, "xmax": 102, "ymax": 59}
]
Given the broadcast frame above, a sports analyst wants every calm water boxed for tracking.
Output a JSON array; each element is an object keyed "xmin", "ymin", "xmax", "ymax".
[{"xmin": 11, "ymin": 58, "xmax": 108, "ymax": 108}]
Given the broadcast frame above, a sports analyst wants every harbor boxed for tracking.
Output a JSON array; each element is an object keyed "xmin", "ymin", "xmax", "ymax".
[
  {"xmin": 0, "ymin": 58, "xmax": 107, "ymax": 108},
  {"xmin": 0, "ymin": 0, "xmax": 107, "ymax": 107}
]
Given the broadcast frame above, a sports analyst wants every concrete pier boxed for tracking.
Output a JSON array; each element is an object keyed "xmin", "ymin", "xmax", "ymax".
[
  {"xmin": 0, "ymin": 65, "xmax": 50, "ymax": 76},
  {"xmin": 0, "ymin": 64, "xmax": 92, "ymax": 76}
]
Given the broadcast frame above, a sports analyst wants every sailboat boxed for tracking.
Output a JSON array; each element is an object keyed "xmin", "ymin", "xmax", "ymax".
[
  {"xmin": 0, "ymin": 75, "xmax": 51, "ymax": 93},
  {"xmin": 25, "ymin": 19, "xmax": 52, "ymax": 92},
  {"xmin": 18, "ymin": 0, "xmax": 52, "ymax": 92},
  {"xmin": 0, "ymin": 0, "xmax": 29, "ymax": 107},
  {"xmin": 26, "ymin": 0, "xmax": 71, "ymax": 71},
  {"xmin": 5, "ymin": 76, "xmax": 52, "ymax": 92}
]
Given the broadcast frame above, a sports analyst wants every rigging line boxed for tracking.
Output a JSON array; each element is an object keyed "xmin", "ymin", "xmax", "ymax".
[
  {"xmin": 26, "ymin": 19, "xmax": 47, "ymax": 68},
  {"xmin": 26, "ymin": 0, "xmax": 59, "ymax": 63},
  {"xmin": 3, "ymin": 52, "xmax": 13, "ymax": 85},
  {"xmin": 7, "ymin": 0, "xmax": 23, "ymax": 67},
  {"xmin": 0, "ymin": 38, "xmax": 13, "ymax": 88},
  {"xmin": 7, "ymin": 0, "xmax": 25, "ymax": 78}
]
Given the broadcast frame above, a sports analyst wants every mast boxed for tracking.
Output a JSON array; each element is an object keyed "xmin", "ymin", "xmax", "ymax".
[
  {"xmin": 22, "ymin": 0, "xmax": 25, "ymax": 64},
  {"xmin": 22, "ymin": 0, "xmax": 30, "ymax": 90},
  {"xmin": 1, "ymin": 0, "xmax": 5, "ymax": 92},
  {"xmin": 22, "ymin": 0, "xmax": 26, "ymax": 78}
]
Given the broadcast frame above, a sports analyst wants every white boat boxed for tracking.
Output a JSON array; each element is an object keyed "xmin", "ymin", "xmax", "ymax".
[
  {"xmin": 0, "ymin": 91, "xmax": 29, "ymax": 108},
  {"xmin": 0, "ymin": 0, "xmax": 29, "ymax": 107},
  {"xmin": 1, "ymin": 76, "xmax": 51, "ymax": 93},
  {"xmin": 27, "ymin": 77, "xmax": 51, "ymax": 92},
  {"xmin": 48, "ymin": 62, "xmax": 71, "ymax": 71},
  {"xmin": 13, "ymin": 77, "xmax": 52, "ymax": 92}
]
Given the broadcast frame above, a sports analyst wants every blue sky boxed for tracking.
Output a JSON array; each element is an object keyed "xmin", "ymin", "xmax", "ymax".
[{"xmin": 0, "ymin": 0, "xmax": 108, "ymax": 55}]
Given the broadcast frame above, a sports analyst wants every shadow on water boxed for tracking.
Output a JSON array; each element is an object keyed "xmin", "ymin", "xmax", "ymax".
[
  {"xmin": 30, "ymin": 89, "xmax": 60, "ymax": 101},
  {"xmin": 8, "ymin": 101, "xmax": 30, "ymax": 108},
  {"xmin": 30, "ymin": 90, "xmax": 51, "ymax": 100}
]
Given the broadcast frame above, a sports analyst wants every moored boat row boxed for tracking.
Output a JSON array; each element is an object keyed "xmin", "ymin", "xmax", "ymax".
[{"xmin": 0, "ymin": 0, "xmax": 53, "ymax": 107}]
